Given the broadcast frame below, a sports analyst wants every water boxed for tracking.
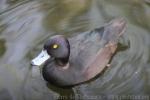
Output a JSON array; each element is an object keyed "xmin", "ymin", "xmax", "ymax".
[{"xmin": 0, "ymin": 0, "xmax": 150, "ymax": 100}]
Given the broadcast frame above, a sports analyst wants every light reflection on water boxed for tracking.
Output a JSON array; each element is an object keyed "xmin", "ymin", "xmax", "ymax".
[{"xmin": 0, "ymin": 0, "xmax": 150, "ymax": 100}]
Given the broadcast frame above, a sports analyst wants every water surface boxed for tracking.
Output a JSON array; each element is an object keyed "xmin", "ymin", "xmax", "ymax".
[{"xmin": 0, "ymin": 0, "xmax": 150, "ymax": 100}]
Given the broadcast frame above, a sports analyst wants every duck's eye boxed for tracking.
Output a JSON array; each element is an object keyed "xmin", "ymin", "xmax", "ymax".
[{"xmin": 52, "ymin": 44, "xmax": 59, "ymax": 49}]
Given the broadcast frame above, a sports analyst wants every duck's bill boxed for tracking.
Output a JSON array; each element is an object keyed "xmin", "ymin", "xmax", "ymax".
[{"xmin": 31, "ymin": 50, "xmax": 50, "ymax": 66}]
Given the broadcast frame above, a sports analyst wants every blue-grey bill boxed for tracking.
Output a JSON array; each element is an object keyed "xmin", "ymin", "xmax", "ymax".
[{"xmin": 31, "ymin": 50, "xmax": 50, "ymax": 66}]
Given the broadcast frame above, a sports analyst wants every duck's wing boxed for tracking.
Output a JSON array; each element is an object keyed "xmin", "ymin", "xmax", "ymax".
[
  {"xmin": 82, "ymin": 18, "xmax": 126, "ymax": 81},
  {"xmin": 68, "ymin": 28, "xmax": 104, "ymax": 71},
  {"xmin": 69, "ymin": 18, "xmax": 126, "ymax": 83}
]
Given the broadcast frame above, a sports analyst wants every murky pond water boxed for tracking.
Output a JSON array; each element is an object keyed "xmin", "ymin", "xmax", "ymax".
[{"xmin": 0, "ymin": 0, "xmax": 150, "ymax": 100}]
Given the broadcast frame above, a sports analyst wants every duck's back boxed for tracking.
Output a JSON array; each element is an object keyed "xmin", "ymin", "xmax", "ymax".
[{"xmin": 69, "ymin": 27, "xmax": 106, "ymax": 71}]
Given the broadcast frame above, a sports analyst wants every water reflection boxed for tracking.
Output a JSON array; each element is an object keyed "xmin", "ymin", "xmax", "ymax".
[
  {"xmin": 43, "ymin": 0, "xmax": 91, "ymax": 33},
  {"xmin": 0, "ymin": 0, "xmax": 150, "ymax": 100},
  {"xmin": 0, "ymin": 39, "xmax": 6, "ymax": 56}
]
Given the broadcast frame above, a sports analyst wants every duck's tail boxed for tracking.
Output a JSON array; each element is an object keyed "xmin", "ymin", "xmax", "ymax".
[{"xmin": 101, "ymin": 18, "xmax": 126, "ymax": 45}]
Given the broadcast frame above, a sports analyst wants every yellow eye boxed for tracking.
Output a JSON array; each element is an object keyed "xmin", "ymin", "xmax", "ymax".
[{"xmin": 52, "ymin": 44, "xmax": 59, "ymax": 49}]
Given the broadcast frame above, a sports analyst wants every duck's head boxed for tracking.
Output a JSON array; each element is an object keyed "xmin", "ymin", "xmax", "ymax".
[{"xmin": 31, "ymin": 35, "xmax": 70, "ymax": 66}]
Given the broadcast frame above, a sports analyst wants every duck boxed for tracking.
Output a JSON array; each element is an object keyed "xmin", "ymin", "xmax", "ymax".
[{"xmin": 31, "ymin": 18, "xmax": 126, "ymax": 87}]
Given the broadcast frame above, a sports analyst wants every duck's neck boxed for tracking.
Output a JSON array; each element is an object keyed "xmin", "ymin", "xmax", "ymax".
[{"xmin": 55, "ymin": 57, "xmax": 69, "ymax": 67}]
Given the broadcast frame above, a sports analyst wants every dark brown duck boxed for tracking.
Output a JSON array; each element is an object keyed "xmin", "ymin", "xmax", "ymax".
[{"xmin": 31, "ymin": 18, "xmax": 126, "ymax": 87}]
